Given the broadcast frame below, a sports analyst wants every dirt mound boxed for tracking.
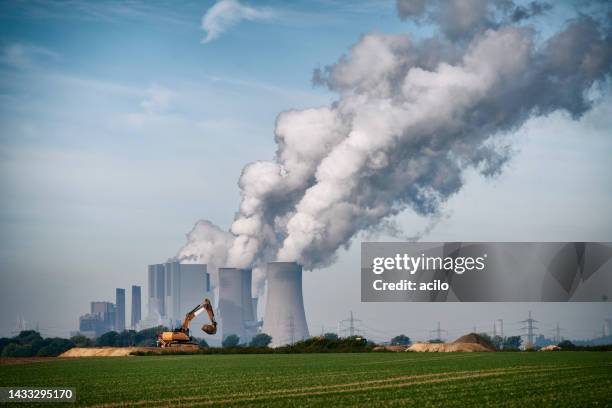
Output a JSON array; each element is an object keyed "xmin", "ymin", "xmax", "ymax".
[
  {"xmin": 407, "ymin": 342, "xmax": 493, "ymax": 352},
  {"xmin": 59, "ymin": 347, "xmax": 159, "ymax": 357},
  {"xmin": 453, "ymin": 333, "xmax": 496, "ymax": 350},
  {"xmin": 539, "ymin": 345, "xmax": 561, "ymax": 351},
  {"xmin": 406, "ymin": 332, "xmax": 496, "ymax": 352}
]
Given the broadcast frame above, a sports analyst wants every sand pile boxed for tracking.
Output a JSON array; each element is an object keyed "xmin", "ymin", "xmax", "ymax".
[
  {"xmin": 408, "ymin": 342, "xmax": 493, "ymax": 352},
  {"xmin": 59, "ymin": 347, "xmax": 160, "ymax": 357},
  {"xmin": 453, "ymin": 333, "xmax": 496, "ymax": 350},
  {"xmin": 407, "ymin": 333, "xmax": 496, "ymax": 352},
  {"xmin": 539, "ymin": 345, "xmax": 561, "ymax": 351}
]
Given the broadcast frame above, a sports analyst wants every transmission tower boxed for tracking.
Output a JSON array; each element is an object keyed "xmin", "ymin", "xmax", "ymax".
[
  {"xmin": 520, "ymin": 311, "xmax": 538, "ymax": 348},
  {"xmin": 498, "ymin": 319, "xmax": 504, "ymax": 338},
  {"xmin": 430, "ymin": 321, "xmax": 447, "ymax": 341},
  {"xmin": 339, "ymin": 311, "xmax": 363, "ymax": 337},
  {"xmin": 12, "ymin": 315, "xmax": 27, "ymax": 335}
]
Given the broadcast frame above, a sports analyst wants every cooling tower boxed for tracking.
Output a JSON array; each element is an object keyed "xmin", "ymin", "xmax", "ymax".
[
  {"xmin": 263, "ymin": 262, "xmax": 309, "ymax": 347},
  {"xmin": 218, "ymin": 268, "xmax": 255, "ymax": 342}
]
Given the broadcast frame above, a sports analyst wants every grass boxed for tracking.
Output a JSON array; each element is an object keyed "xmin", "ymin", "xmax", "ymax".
[{"xmin": 1, "ymin": 352, "xmax": 611, "ymax": 407}]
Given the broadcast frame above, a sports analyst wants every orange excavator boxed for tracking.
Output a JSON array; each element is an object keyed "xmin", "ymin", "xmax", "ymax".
[{"xmin": 158, "ymin": 298, "xmax": 217, "ymax": 350}]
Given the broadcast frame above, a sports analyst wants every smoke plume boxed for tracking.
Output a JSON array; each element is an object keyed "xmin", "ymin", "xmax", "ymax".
[{"xmin": 178, "ymin": 0, "xmax": 612, "ymax": 291}]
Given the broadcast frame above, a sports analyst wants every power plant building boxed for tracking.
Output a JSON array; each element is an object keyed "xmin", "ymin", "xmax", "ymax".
[
  {"xmin": 218, "ymin": 268, "xmax": 258, "ymax": 342},
  {"xmin": 115, "ymin": 288, "xmax": 125, "ymax": 332},
  {"xmin": 143, "ymin": 262, "xmax": 213, "ymax": 333},
  {"xmin": 131, "ymin": 285, "xmax": 141, "ymax": 329},
  {"xmin": 148, "ymin": 264, "xmax": 166, "ymax": 319},
  {"xmin": 262, "ymin": 262, "xmax": 309, "ymax": 347},
  {"xmin": 165, "ymin": 262, "xmax": 211, "ymax": 328}
]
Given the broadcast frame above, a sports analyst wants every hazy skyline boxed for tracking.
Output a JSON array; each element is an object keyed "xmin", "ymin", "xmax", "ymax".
[{"xmin": 0, "ymin": 0, "xmax": 611, "ymax": 341}]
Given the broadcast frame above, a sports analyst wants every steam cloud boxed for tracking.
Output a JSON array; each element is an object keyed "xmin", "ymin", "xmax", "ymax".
[{"xmin": 179, "ymin": 0, "xmax": 612, "ymax": 292}]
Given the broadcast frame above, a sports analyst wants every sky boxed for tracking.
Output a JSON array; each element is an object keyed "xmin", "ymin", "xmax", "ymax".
[{"xmin": 0, "ymin": 0, "xmax": 611, "ymax": 341}]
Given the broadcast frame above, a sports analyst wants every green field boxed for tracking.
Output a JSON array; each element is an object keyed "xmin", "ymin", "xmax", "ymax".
[{"xmin": 1, "ymin": 352, "xmax": 611, "ymax": 407}]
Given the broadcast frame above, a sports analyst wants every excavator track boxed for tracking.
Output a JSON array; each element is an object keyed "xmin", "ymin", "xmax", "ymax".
[{"xmin": 166, "ymin": 343, "xmax": 200, "ymax": 351}]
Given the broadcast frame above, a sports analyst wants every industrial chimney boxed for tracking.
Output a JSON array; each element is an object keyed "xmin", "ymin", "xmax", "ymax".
[
  {"xmin": 262, "ymin": 262, "xmax": 309, "ymax": 347},
  {"xmin": 218, "ymin": 268, "xmax": 255, "ymax": 342}
]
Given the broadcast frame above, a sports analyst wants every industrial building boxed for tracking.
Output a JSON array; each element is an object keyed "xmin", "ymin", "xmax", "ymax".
[
  {"xmin": 262, "ymin": 262, "xmax": 309, "ymax": 347},
  {"xmin": 131, "ymin": 285, "xmax": 141, "ymax": 329},
  {"xmin": 115, "ymin": 288, "xmax": 125, "ymax": 332},
  {"xmin": 143, "ymin": 262, "xmax": 213, "ymax": 332},
  {"xmin": 79, "ymin": 301, "xmax": 116, "ymax": 338},
  {"xmin": 77, "ymin": 284, "xmax": 145, "ymax": 338},
  {"xmin": 218, "ymin": 268, "xmax": 259, "ymax": 343},
  {"xmin": 78, "ymin": 314, "xmax": 105, "ymax": 339}
]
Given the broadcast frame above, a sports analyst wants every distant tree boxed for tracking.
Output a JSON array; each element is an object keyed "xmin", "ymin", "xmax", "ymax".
[
  {"xmin": 390, "ymin": 335, "xmax": 411, "ymax": 346},
  {"xmin": 70, "ymin": 335, "xmax": 93, "ymax": 348},
  {"xmin": 30, "ymin": 338, "xmax": 45, "ymax": 356},
  {"xmin": 198, "ymin": 338, "xmax": 209, "ymax": 348},
  {"xmin": 558, "ymin": 340, "xmax": 576, "ymax": 350},
  {"xmin": 249, "ymin": 333, "xmax": 272, "ymax": 348},
  {"xmin": 115, "ymin": 330, "xmax": 137, "ymax": 347},
  {"xmin": 222, "ymin": 334, "xmax": 240, "ymax": 348},
  {"xmin": 323, "ymin": 333, "xmax": 339, "ymax": 341},
  {"xmin": 428, "ymin": 339, "xmax": 444, "ymax": 343},
  {"xmin": 16, "ymin": 330, "xmax": 42, "ymax": 345},
  {"xmin": 0, "ymin": 338, "xmax": 15, "ymax": 355},
  {"xmin": 96, "ymin": 331, "xmax": 119, "ymax": 347},
  {"xmin": 1, "ymin": 343, "xmax": 33, "ymax": 357},
  {"xmin": 478, "ymin": 333, "xmax": 493, "ymax": 344},
  {"xmin": 134, "ymin": 326, "xmax": 168, "ymax": 347},
  {"xmin": 503, "ymin": 336, "xmax": 522, "ymax": 350},
  {"xmin": 36, "ymin": 338, "xmax": 74, "ymax": 357},
  {"xmin": 491, "ymin": 335, "xmax": 504, "ymax": 350}
]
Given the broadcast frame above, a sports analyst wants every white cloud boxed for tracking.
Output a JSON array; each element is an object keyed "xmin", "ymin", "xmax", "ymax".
[
  {"xmin": 141, "ymin": 84, "xmax": 174, "ymax": 114},
  {"xmin": 0, "ymin": 43, "xmax": 60, "ymax": 69},
  {"xmin": 201, "ymin": 0, "xmax": 274, "ymax": 43}
]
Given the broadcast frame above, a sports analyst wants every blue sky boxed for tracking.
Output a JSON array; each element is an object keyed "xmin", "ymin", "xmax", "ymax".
[{"xmin": 0, "ymin": 0, "xmax": 611, "ymax": 340}]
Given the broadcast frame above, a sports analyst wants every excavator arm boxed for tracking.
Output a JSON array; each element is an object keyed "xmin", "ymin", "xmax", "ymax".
[{"xmin": 180, "ymin": 298, "xmax": 217, "ymax": 335}]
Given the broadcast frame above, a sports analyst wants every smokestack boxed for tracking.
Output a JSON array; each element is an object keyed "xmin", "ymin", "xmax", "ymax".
[
  {"xmin": 218, "ymin": 268, "xmax": 255, "ymax": 342},
  {"xmin": 262, "ymin": 262, "xmax": 309, "ymax": 347},
  {"xmin": 115, "ymin": 288, "xmax": 125, "ymax": 332},
  {"xmin": 131, "ymin": 285, "xmax": 141, "ymax": 329}
]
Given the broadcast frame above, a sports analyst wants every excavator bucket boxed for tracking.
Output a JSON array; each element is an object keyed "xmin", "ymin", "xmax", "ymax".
[
  {"xmin": 201, "ymin": 298, "xmax": 217, "ymax": 335},
  {"xmin": 202, "ymin": 323, "xmax": 217, "ymax": 335}
]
